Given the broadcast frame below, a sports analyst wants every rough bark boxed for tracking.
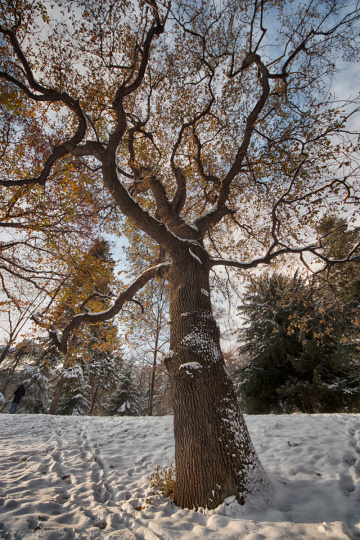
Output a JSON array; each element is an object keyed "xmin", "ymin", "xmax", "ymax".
[{"xmin": 165, "ymin": 247, "xmax": 270, "ymax": 509}]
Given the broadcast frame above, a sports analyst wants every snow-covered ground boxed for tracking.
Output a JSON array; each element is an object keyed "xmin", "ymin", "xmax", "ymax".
[{"xmin": 0, "ymin": 413, "xmax": 359, "ymax": 540}]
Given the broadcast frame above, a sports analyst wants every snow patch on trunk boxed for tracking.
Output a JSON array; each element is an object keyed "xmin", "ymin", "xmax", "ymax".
[
  {"xmin": 181, "ymin": 331, "xmax": 222, "ymax": 363},
  {"xmin": 189, "ymin": 248, "xmax": 203, "ymax": 265},
  {"xmin": 218, "ymin": 398, "xmax": 272, "ymax": 509},
  {"xmin": 180, "ymin": 310, "xmax": 213, "ymax": 319},
  {"xmin": 179, "ymin": 362, "xmax": 202, "ymax": 375}
]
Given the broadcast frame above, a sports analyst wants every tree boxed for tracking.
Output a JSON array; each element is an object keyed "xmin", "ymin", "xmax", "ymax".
[
  {"xmin": 56, "ymin": 361, "xmax": 91, "ymax": 415},
  {"xmin": 86, "ymin": 325, "xmax": 124, "ymax": 415},
  {"xmin": 135, "ymin": 353, "xmax": 173, "ymax": 415},
  {"xmin": 0, "ymin": 338, "xmax": 36, "ymax": 396},
  {"xmin": 121, "ymin": 278, "xmax": 170, "ymax": 415},
  {"xmin": 0, "ymin": 287, "xmax": 43, "ymax": 366},
  {"xmin": 316, "ymin": 215, "xmax": 360, "ymax": 304},
  {"xmin": 20, "ymin": 363, "xmax": 50, "ymax": 414},
  {"xmin": 40, "ymin": 239, "xmax": 124, "ymax": 414},
  {"xmin": 105, "ymin": 364, "xmax": 140, "ymax": 416},
  {"xmin": 1, "ymin": 0, "xmax": 360, "ymax": 509},
  {"xmin": 236, "ymin": 272, "xmax": 360, "ymax": 414}
]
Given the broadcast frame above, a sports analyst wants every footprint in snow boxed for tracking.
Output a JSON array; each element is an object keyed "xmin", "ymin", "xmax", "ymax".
[
  {"xmin": 91, "ymin": 466, "xmax": 101, "ymax": 483},
  {"xmin": 343, "ymin": 451, "xmax": 357, "ymax": 467},
  {"xmin": 338, "ymin": 472, "xmax": 356, "ymax": 496}
]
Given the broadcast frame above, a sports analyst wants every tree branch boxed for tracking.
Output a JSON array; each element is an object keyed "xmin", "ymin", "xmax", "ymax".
[
  {"xmin": 194, "ymin": 52, "xmax": 270, "ymax": 235},
  {"xmin": 210, "ymin": 245, "xmax": 320, "ymax": 269},
  {"xmin": 49, "ymin": 262, "xmax": 170, "ymax": 353},
  {"xmin": 210, "ymin": 240, "xmax": 360, "ymax": 271}
]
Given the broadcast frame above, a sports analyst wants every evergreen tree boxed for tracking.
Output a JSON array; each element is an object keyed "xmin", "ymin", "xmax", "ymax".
[
  {"xmin": 56, "ymin": 362, "xmax": 91, "ymax": 416},
  {"xmin": 20, "ymin": 364, "xmax": 50, "ymax": 414},
  {"xmin": 86, "ymin": 323, "xmax": 124, "ymax": 415},
  {"xmin": 36, "ymin": 239, "xmax": 123, "ymax": 415},
  {"xmin": 105, "ymin": 366, "xmax": 139, "ymax": 416},
  {"xmin": 316, "ymin": 216, "xmax": 360, "ymax": 347},
  {"xmin": 28, "ymin": 336, "xmax": 69, "ymax": 415},
  {"xmin": 236, "ymin": 272, "xmax": 360, "ymax": 414},
  {"xmin": 0, "ymin": 339, "xmax": 50, "ymax": 413}
]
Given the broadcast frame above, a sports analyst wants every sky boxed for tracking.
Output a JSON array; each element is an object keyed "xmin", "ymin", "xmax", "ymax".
[{"xmin": 0, "ymin": 412, "xmax": 359, "ymax": 539}]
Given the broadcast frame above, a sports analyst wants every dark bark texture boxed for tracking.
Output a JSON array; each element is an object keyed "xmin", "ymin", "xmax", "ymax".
[{"xmin": 165, "ymin": 249, "xmax": 270, "ymax": 509}]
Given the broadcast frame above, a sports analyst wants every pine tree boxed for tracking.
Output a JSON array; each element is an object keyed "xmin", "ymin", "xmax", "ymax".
[
  {"xmin": 36, "ymin": 239, "xmax": 123, "ymax": 415},
  {"xmin": 86, "ymin": 323, "xmax": 124, "ymax": 415},
  {"xmin": 28, "ymin": 336, "xmax": 68, "ymax": 415},
  {"xmin": 105, "ymin": 366, "xmax": 139, "ymax": 416},
  {"xmin": 236, "ymin": 272, "xmax": 360, "ymax": 414},
  {"xmin": 316, "ymin": 216, "xmax": 360, "ymax": 348},
  {"xmin": 56, "ymin": 362, "xmax": 91, "ymax": 416},
  {"xmin": 20, "ymin": 364, "xmax": 50, "ymax": 414}
]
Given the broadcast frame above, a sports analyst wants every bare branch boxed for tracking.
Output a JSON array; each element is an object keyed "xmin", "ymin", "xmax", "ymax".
[
  {"xmin": 210, "ymin": 244, "xmax": 320, "ymax": 269},
  {"xmin": 194, "ymin": 52, "xmax": 270, "ymax": 235}
]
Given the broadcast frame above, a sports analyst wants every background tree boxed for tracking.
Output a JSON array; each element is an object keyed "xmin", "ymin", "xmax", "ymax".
[
  {"xmin": 20, "ymin": 363, "xmax": 50, "ymax": 414},
  {"xmin": 315, "ymin": 216, "xmax": 360, "ymax": 344},
  {"xmin": 236, "ymin": 272, "xmax": 360, "ymax": 414},
  {"xmin": 120, "ymin": 278, "xmax": 170, "ymax": 415},
  {"xmin": 56, "ymin": 361, "xmax": 91, "ymax": 416},
  {"xmin": 1, "ymin": 0, "xmax": 360, "ymax": 509},
  {"xmin": 0, "ymin": 286, "xmax": 49, "ymax": 366},
  {"xmin": 0, "ymin": 338, "xmax": 35, "ymax": 398},
  {"xmin": 316, "ymin": 216, "xmax": 360, "ymax": 301},
  {"xmin": 135, "ymin": 353, "xmax": 172, "ymax": 415},
  {"xmin": 0, "ymin": 237, "xmax": 125, "ymax": 414},
  {"xmin": 86, "ymin": 324, "xmax": 124, "ymax": 415},
  {"xmin": 4, "ymin": 330, "xmax": 125, "ymax": 415},
  {"xmin": 105, "ymin": 364, "xmax": 140, "ymax": 416},
  {"xmin": 41, "ymin": 238, "xmax": 124, "ymax": 413}
]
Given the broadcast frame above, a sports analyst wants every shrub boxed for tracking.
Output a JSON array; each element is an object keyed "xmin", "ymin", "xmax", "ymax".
[{"xmin": 149, "ymin": 462, "xmax": 176, "ymax": 500}]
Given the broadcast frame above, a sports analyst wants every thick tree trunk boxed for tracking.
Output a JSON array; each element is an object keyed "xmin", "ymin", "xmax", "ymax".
[{"xmin": 165, "ymin": 248, "xmax": 270, "ymax": 509}]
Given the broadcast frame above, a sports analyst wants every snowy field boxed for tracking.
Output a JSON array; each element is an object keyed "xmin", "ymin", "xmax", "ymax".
[{"xmin": 0, "ymin": 413, "xmax": 360, "ymax": 540}]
